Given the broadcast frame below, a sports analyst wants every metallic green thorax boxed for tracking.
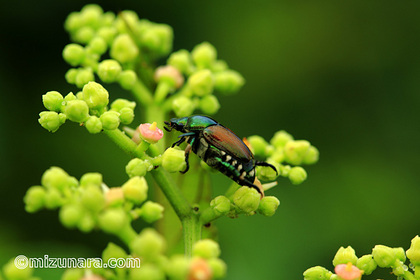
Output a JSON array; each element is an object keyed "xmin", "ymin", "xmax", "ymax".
[{"xmin": 164, "ymin": 115, "xmax": 277, "ymax": 194}]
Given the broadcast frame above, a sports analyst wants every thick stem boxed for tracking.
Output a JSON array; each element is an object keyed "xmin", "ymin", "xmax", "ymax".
[{"xmin": 182, "ymin": 214, "xmax": 202, "ymax": 258}]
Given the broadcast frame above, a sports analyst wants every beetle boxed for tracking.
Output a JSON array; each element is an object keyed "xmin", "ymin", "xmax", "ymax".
[{"xmin": 164, "ymin": 115, "xmax": 277, "ymax": 194}]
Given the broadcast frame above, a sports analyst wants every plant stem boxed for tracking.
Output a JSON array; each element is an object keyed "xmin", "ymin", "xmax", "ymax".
[
  {"xmin": 182, "ymin": 214, "xmax": 201, "ymax": 258},
  {"xmin": 117, "ymin": 223, "xmax": 138, "ymax": 246},
  {"xmin": 103, "ymin": 128, "xmax": 192, "ymax": 219},
  {"xmin": 131, "ymin": 79, "xmax": 153, "ymax": 106},
  {"xmin": 199, "ymin": 207, "xmax": 221, "ymax": 226}
]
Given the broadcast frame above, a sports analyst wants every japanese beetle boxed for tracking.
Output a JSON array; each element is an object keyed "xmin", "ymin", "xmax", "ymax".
[{"xmin": 164, "ymin": 115, "xmax": 277, "ymax": 194}]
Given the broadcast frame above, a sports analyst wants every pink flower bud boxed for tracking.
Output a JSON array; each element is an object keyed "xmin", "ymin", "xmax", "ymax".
[
  {"xmin": 136, "ymin": 122, "xmax": 164, "ymax": 144},
  {"xmin": 188, "ymin": 258, "xmax": 212, "ymax": 280},
  {"xmin": 335, "ymin": 263, "xmax": 363, "ymax": 280}
]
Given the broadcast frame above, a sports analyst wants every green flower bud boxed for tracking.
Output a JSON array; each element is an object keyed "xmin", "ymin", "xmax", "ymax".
[
  {"xmin": 303, "ymin": 146, "xmax": 320, "ymax": 165},
  {"xmin": 111, "ymin": 98, "xmax": 136, "ymax": 111},
  {"xmin": 199, "ymin": 95, "xmax": 220, "ymax": 115},
  {"xmin": 214, "ymin": 70, "xmax": 245, "ymax": 94},
  {"xmin": 271, "ymin": 130, "xmax": 294, "ymax": 148},
  {"xmin": 111, "ymin": 34, "xmax": 139, "ymax": 63},
  {"xmin": 332, "ymin": 246, "xmax": 358, "ymax": 266},
  {"xmin": 3, "ymin": 258, "xmax": 33, "ymax": 280},
  {"xmin": 284, "ymin": 140, "xmax": 311, "ymax": 165},
  {"xmin": 61, "ymin": 268, "xmax": 84, "ymax": 280},
  {"xmin": 288, "ymin": 166, "xmax": 307, "ymax": 185},
  {"xmin": 85, "ymin": 116, "xmax": 103, "ymax": 134},
  {"xmin": 87, "ymin": 36, "xmax": 107, "ymax": 55},
  {"xmin": 233, "ymin": 186, "xmax": 260, "ymax": 214},
  {"xmin": 102, "ymin": 242, "xmax": 127, "ymax": 262},
  {"xmin": 211, "ymin": 60, "xmax": 228, "ymax": 73},
  {"xmin": 142, "ymin": 24, "xmax": 173, "ymax": 56},
  {"xmin": 191, "ymin": 42, "xmax": 217, "ymax": 69},
  {"xmin": 98, "ymin": 59, "xmax": 122, "ymax": 83},
  {"xmin": 172, "ymin": 96, "xmax": 195, "ymax": 117},
  {"xmin": 64, "ymin": 11, "xmax": 83, "ymax": 33},
  {"xmin": 38, "ymin": 111, "xmax": 65, "ymax": 132},
  {"xmin": 119, "ymin": 107, "xmax": 135, "ymax": 124},
  {"xmin": 129, "ymin": 263, "xmax": 165, "ymax": 280},
  {"xmin": 247, "ymin": 135, "xmax": 269, "ymax": 157},
  {"xmin": 118, "ymin": 70, "xmax": 138, "ymax": 90},
  {"xmin": 208, "ymin": 258, "xmax": 227, "ymax": 279},
  {"xmin": 122, "ymin": 176, "xmax": 148, "ymax": 204},
  {"xmin": 80, "ymin": 4, "xmax": 103, "ymax": 28},
  {"xmin": 406, "ymin": 235, "xmax": 420, "ymax": 266},
  {"xmin": 42, "ymin": 91, "xmax": 64, "ymax": 112},
  {"xmin": 75, "ymin": 68, "xmax": 95, "ymax": 88},
  {"xmin": 192, "ymin": 239, "xmax": 221, "ymax": 259},
  {"xmin": 258, "ymin": 196, "xmax": 280, "ymax": 217},
  {"xmin": 126, "ymin": 158, "xmax": 153, "ymax": 177},
  {"xmin": 64, "ymin": 92, "xmax": 77, "ymax": 102},
  {"xmin": 257, "ymin": 161, "xmax": 280, "ymax": 181},
  {"xmin": 97, "ymin": 26, "xmax": 117, "ymax": 46},
  {"xmin": 81, "ymin": 185, "xmax": 105, "ymax": 212},
  {"xmin": 44, "ymin": 188, "xmax": 64, "ymax": 209},
  {"xmin": 98, "ymin": 208, "xmax": 128, "ymax": 234},
  {"xmin": 303, "ymin": 266, "xmax": 333, "ymax": 280},
  {"xmin": 77, "ymin": 213, "xmax": 96, "ymax": 232},
  {"xmin": 166, "ymin": 255, "xmax": 189, "ymax": 280},
  {"xmin": 59, "ymin": 204, "xmax": 84, "ymax": 228},
  {"xmin": 73, "ymin": 26, "xmax": 95, "ymax": 44},
  {"xmin": 167, "ymin": 49, "xmax": 194, "ymax": 75},
  {"xmin": 100, "ymin": 111, "xmax": 120, "ymax": 130},
  {"xmin": 162, "ymin": 147, "xmax": 187, "ymax": 172},
  {"xmin": 65, "ymin": 100, "xmax": 90, "ymax": 123},
  {"xmin": 41, "ymin": 166, "xmax": 70, "ymax": 189},
  {"xmin": 24, "ymin": 186, "xmax": 46, "ymax": 213},
  {"xmin": 210, "ymin": 196, "xmax": 231, "ymax": 215},
  {"xmin": 188, "ymin": 69, "xmax": 214, "ymax": 96},
  {"xmin": 356, "ymin": 254, "xmax": 377, "ymax": 275},
  {"xmin": 65, "ymin": 68, "xmax": 78, "ymax": 84},
  {"xmin": 81, "ymin": 81, "xmax": 109, "ymax": 110},
  {"xmin": 80, "ymin": 172, "xmax": 102, "ymax": 188},
  {"xmin": 63, "ymin": 44, "xmax": 85, "ymax": 67},
  {"xmin": 372, "ymin": 245, "xmax": 405, "ymax": 268},
  {"xmin": 131, "ymin": 228, "xmax": 165, "ymax": 259},
  {"xmin": 141, "ymin": 201, "xmax": 164, "ymax": 223}
]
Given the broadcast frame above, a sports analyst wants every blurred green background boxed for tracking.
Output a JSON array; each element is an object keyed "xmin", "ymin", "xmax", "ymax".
[{"xmin": 1, "ymin": 0, "xmax": 419, "ymax": 279}]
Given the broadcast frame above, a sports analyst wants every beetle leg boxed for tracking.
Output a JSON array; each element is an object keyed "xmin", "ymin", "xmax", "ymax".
[
  {"xmin": 180, "ymin": 143, "xmax": 192, "ymax": 174},
  {"xmin": 255, "ymin": 161, "xmax": 278, "ymax": 175},
  {"xmin": 171, "ymin": 132, "xmax": 196, "ymax": 147},
  {"xmin": 240, "ymin": 179, "xmax": 263, "ymax": 195}
]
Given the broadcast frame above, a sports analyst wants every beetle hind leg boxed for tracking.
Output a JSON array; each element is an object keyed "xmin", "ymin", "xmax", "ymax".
[{"xmin": 180, "ymin": 143, "xmax": 192, "ymax": 174}]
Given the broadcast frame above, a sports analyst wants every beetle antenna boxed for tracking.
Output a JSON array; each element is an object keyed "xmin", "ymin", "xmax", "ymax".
[{"xmin": 255, "ymin": 161, "xmax": 278, "ymax": 175}]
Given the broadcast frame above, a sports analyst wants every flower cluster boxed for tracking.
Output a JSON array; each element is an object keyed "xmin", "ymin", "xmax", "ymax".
[
  {"xmin": 39, "ymin": 82, "xmax": 135, "ymax": 133},
  {"xmin": 246, "ymin": 131, "xmax": 318, "ymax": 186},
  {"xmin": 24, "ymin": 167, "xmax": 163, "ymax": 233},
  {"xmin": 303, "ymin": 235, "xmax": 420, "ymax": 280}
]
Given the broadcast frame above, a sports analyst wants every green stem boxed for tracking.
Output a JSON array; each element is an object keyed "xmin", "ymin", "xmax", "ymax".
[
  {"xmin": 135, "ymin": 140, "xmax": 150, "ymax": 155},
  {"xmin": 199, "ymin": 207, "xmax": 222, "ymax": 226},
  {"xmin": 130, "ymin": 79, "xmax": 153, "ymax": 106},
  {"xmin": 103, "ymin": 129, "xmax": 139, "ymax": 157},
  {"xmin": 117, "ymin": 223, "xmax": 137, "ymax": 246},
  {"xmin": 104, "ymin": 128, "xmax": 192, "ymax": 219},
  {"xmin": 154, "ymin": 81, "xmax": 172, "ymax": 104},
  {"xmin": 182, "ymin": 214, "xmax": 201, "ymax": 258}
]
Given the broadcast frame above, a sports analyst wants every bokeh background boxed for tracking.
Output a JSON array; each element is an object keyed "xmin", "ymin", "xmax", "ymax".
[{"xmin": 1, "ymin": 0, "xmax": 420, "ymax": 279}]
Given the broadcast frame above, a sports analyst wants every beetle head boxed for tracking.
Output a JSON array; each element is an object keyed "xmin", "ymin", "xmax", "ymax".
[{"xmin": 164, "ymin": 117, "xmax": 188, "ymax": 132}]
